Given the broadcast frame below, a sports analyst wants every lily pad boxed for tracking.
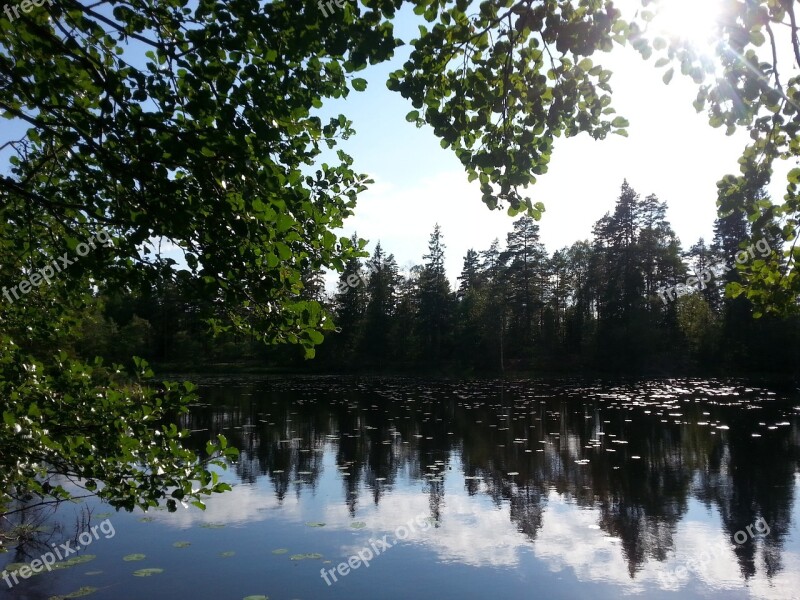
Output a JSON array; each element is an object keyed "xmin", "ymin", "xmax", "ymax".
[
  {"xmin": 172, "ymin": 541, "xmax": 191, "ymax": 548},
  {"xmin": 139, "ymin": 517, "xmax": 155, "ymax": 523},
  {"xmin": 220, "ymin": 551, "xmax": 236, "ymax": 558},
  {"xmin": 304, "ymin": 522, "xmax": 325, "ymax": 528},
  {"xmin": 133, "ymin": 568, "xmax": 164, "ymax": 577},
  {"xmin": 243, "ymin": 596, "xmax": 269, "ymax": 600},
  {"xmin": 290, "ymin": 553, "xmax": 323, "ymax": 560},
  {"xmin": 350, "ymin": 522, "xmax": 367, "ymax": 529},
  {"xmin": 48, "ymin": 586, "xmax": 98, "ymax": 599},
  {"xmin": 54, "ymin": 555, "xmax": 96, "ymax": 570},
  {"xmin": 271, "ymin": 548, "xmax": 288, "ymax": 555},
  {"xmin": 123, "ymin": 554, "xmax": 146, "ymax": 562}
]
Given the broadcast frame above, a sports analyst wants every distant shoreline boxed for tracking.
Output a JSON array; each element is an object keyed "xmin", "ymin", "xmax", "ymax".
[{"xmin": 151, "ymin": 363, "xmax": 800, "ymax": 389}]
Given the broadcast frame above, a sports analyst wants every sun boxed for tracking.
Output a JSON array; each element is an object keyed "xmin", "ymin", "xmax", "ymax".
[{"xmin": 649, "ymin": 0, "xmax": 725, "ymax": 56}]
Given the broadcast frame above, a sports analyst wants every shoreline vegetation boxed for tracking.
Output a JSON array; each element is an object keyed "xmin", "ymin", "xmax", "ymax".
[{"xmin": 153, "ymin": 363, "xmax": 800, "ymax": 388}]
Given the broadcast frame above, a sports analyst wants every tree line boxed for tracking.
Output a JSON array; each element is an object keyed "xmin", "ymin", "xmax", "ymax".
[{"xmin": 78, "ymin": 181, "xmax": 799, "ymax": 375}]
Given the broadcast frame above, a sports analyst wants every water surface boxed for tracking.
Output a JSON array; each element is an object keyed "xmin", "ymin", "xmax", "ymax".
[{"xmin": 3, "ymin": 377, "xmax": 800, "ymax": 599}]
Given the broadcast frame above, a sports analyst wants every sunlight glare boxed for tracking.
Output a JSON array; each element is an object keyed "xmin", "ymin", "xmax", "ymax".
[{"xmin": 651, "ymin": 0, "xmax": 724, "ymax": 55}]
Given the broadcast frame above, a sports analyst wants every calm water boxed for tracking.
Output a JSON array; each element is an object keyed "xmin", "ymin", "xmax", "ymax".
[{"xmin": 3, "ymin": 377, "xmax": 800, "ymax": 599}]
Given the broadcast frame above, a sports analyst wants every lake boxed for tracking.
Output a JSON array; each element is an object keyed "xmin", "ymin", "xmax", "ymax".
[{"xmin": 2, "ymin": 376, "xmax": 799, "ymax": 599}]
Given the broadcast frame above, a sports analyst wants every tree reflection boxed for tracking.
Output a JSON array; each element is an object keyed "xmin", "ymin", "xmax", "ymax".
[{"xmin": 180, "ymin": 377, "xmax": 799, "ymax": 582}]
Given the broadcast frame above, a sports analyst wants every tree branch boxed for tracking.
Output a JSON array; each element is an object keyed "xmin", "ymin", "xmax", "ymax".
[{"xmin": 67, "ymin": 0, "xmax": 162, "ymax": 49}]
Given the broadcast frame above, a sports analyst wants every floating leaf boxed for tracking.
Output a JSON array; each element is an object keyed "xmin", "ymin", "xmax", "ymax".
[
  {"xmin": 133, "ymin": 568, "xmax": 164, "ymax": 577},
  {"xmin": 54, "ymin": 555, "xmax": 96, "ymax": 570},
  {"xmin": 290, "ymin": 553, "xmax": 323, "ymax": 560},
  {"xmin": 139, "ymin": 517, "xmax": 154, "ymax": 523},
  {"xmin": 48, "ymin": 586, "xmax": 98, "ymax": 599},
  {"xmin": 271, "ymin": 548, "xmax": 288, "ymax": 555},
  {"xmin": 123, "ymin": 554, "xmax": 146, "ymax": 561},
  {"xmin": 173, "ymin": 541, "xmax": 191, "ymax": 548},
  {"xmin": 243, "ymin": 596, "xmax": 269, "ymax": 600},
  {"xmin": 304, "ymin": 522, "xmax": 325, "ymax": 527},
  {"xmin": 220, "ymin": 551, "xmax": 236, "ymax": 558},
  {"xmin": 350, "ymin": 522, "xmax": 367, "ymax": 529}
]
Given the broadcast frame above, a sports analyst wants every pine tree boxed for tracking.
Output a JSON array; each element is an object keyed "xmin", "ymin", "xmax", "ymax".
[
  {"xmin": 332, "ymin": 234, "xmax": 368, "ymax": 361},
  {"xmin": 501, "ymin": 217, "xmax": 548, "ymax": 362},
  {"xmin": 457, "ymin": 249, "xmax": 481, "ymax": 297},
  {"xmin": 417, "ymin": 224, "xmax": 453, "ymax": 363},
  {"xmin": 478, "ymin": 238, "xmax": 510, "ymax": 371},
  {"xmin": 590, "ymin": 181, "xmax": 684, "ymax": 368},
  {"xmin": 362, "ymin": 243, "xmax": 400, "ymax": 366}
]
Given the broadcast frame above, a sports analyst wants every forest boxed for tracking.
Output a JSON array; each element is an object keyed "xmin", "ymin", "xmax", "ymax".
[{"xmin": 75, "ymin": 180, "xmax": 799, "ymax": 375}]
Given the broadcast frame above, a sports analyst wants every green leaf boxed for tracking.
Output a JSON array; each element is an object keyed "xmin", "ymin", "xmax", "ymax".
[
  {"xmin": 749, "ymin": 30, "xmax": 765, "ymax": 46},
  {"xmin": 123, "ymin": 554, "xmax": 146, "ymax": 562},
  {"xmin": 133, "ymin": 568, "xmax": 164, "ymax": 577}
]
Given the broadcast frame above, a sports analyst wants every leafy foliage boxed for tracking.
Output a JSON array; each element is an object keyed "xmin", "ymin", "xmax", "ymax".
[
  {"xmin": 391, "ymin": 0, "xmax": 626, "ymax": 215},
  {"xmin": 0, "ymin": 342, "xmax": 237, "ymax": 514},
  {"xmin": 0, "ymin": 0, "xmax": 395, "ymax": 517}
]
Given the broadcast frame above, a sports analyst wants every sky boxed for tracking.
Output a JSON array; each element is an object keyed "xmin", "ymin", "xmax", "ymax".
[{"xmin": 322, "ymin": 0, "xmax": 795, "ymax": 287}]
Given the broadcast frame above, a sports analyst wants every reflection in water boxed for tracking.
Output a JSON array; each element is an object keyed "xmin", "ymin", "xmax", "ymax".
[
  {"xmin": 4, "ymin": 377, "xmax": 798, "ymax": 599},
  {"xmin": 176, "ymin": 377, "xmax": 800, "ymax": 596}
]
